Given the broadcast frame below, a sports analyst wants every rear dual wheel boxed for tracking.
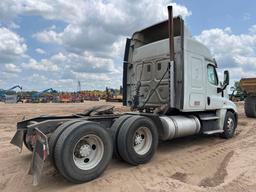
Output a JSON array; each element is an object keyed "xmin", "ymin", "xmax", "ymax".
[
  {"xmin": 116, "ymin": 116, "xmax": 158, "ymax": 165},
  {"xmin": 110, "ymin": 115, "xmax": 132, "ymax": 158},
  {"xmin": 54, "ymin": 121, "xmax": 113, "ymax": 183},
  {"xmin": 49, "ymin": 120, "xmax": 82, "ymax": 168},
  {"xmin": 52, "ymin": 115, "xmax": 158, "ymax": 183}
]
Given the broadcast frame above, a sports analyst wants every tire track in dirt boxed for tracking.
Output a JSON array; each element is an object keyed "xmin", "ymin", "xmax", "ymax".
[
  {"xmin": 208, "ymin": 170, "xmax": 256, "ymax": 192},
  {"xmin": 199, "ymin": 151, "xmax": 234, "ymax": 187},
  {"xmin": 124, "ymin": 120, "xmax": 256, "ymax": 191}
]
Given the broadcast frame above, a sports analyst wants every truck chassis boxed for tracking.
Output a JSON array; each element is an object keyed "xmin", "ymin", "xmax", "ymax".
[{"xmin": 10, "ymin": 104, "xmax": 237, "ymax": 185}]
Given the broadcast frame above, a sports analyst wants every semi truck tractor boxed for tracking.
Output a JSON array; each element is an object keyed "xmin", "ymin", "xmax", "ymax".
[
  {"xmin": 10, "ymin": 6, "xmax": 237, "ymax": 185},
  {"xmin": 240, "ymin": 78, "xmax": 256, "ymax": 117}
]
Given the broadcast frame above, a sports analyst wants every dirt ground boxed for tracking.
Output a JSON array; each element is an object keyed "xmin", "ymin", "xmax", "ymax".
[{"xmin": 0, "ymin": 101, "xmax": 256, "ymax": 192}]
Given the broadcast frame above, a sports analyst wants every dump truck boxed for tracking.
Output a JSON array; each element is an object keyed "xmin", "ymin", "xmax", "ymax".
[
  {"xmin": 240, "ymin": 78, "xmax": 256, "ymax": 117},
  {"xmin": 10, "ymin": 6, "xmax": 237, "ymax": 185}
]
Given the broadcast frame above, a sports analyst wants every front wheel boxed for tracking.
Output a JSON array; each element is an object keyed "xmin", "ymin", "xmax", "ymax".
[
  {"xmin": 54, "ymin": 121, "xmax": 113, "ymax": 183},
  {"xmin": 117, "ymin": 116, "xmax": 158, "ymax": 165},
  {"xmin": 220, "ymin": 111, "xmax": 237, "ymax": 139}
]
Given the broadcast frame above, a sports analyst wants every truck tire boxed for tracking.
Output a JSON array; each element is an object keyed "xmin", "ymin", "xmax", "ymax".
[
  {"xmin": 110, "ymin": 115, "xmax": 132, "ymax": 158},
  {"xmin": 54, "ymin": 121, "xmax": 113, "ymax": 183},
  {"xmin": 220, "ymin": 111, "xmax": 237, "ymax": 139},
  {"xmin": 244, "ymin": 96, "xmax": 256, "ymax": 117},
  {"xmin": 49, "ymin": 119, "xmax": 81, "ymax": 167},
  {"xmin": 117, "ymin": 116, "xmax": 158, "ymax": 165}
]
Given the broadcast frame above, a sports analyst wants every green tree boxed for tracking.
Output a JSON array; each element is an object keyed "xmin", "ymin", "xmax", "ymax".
[{"xmin": 230, "ymin": 81, "xmax": 246, "ymax": 101}]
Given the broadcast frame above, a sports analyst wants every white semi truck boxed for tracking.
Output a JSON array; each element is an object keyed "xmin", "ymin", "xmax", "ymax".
[{"xmin": 11, "ymin": 6, "xmax": 237, "ymax": 185}]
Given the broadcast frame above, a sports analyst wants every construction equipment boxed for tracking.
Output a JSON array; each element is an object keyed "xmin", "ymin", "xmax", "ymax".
[
  {"xmin": 105, "ymin": 86, "xmax": 123, "ymax": 102},
  {"xmin": 0, "ymin": 89, "xmax": 7, "ymax": 101},
  {"xmin": 59, "ymin": 93, "xmax": 72, "ymax": 103},
  {"xmin": 0, "ymin": 85, "xmax": 22, "ymax": 103},
  {"xmin": 7, "ymin": 85, "xmax": 22, "ymax": 92},
  {"xmin": 230, "ymin": 81, "xmax": 247, "ymax": 101},
  {"xmin": 0, "ymin": 90, "xmax": 4, "ymax": 101},
  {"xmin": 11, "ymin": 6, "xmax": 237, "ymax": 185},
  {"xmin": 31, "ymin": 88, "xmax": 56, "ymax": 103},
  {"xmin": 240, "ymin": 78, "xmax": 256, "ymax": 117}
]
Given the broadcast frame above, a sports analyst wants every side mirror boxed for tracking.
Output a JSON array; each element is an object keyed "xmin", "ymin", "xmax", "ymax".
[
  {"xmin": 217, "ymin": 70, "xmax": 229, "ymax": 93},
  {"xmin": 223, "ymin": 70, "xmax": 229, "ymax": 86}
]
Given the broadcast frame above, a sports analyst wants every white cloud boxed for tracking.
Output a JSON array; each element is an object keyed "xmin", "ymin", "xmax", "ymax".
[
  {"xmin": 21, "ymin": 50, "xmax": 119, "ymax": 86},
  {"xmin": 3, "ymin": 0, "xmax": 255, "ymax": 91},
  {"xmin": 30, "ymin": 0, "xmax": 192, "ymax": 90},
  {"xmin": 0, "ymin": 27, "xmax": 27, "ymax": 63},
  {"xmin": 0, "ymin": 0, "xmax": 84, "ymax": 23},
  {"xmin": 35, "ymin": 48, "xmax": 46, "ymax": 54},
  {"xmin": 49, "ymin": 51, "xmax": 119, "ymax": 74},
  {"xmin": 22, "ymin": 58, "xmax": 59, "ymax": 72},
  {"xmin": 33, "ymin": 30, "xmax": 61, "ymax": 44},
  {"xmin": 4, "ymin": 63, "xmax": 21, "ymax": 73},
  {"xmin": 33, "ymin": 1, "xmax": 191, "ymax": 52},
  {"xmin": 1, "ymin": 0, "xmax": 191, "ymax": 24},
  {"xmin": 249, "ymin": 25, "xmax": 256, "ymax": 34},
  {"xmin": 71, "ymin": 71, "xmax": 111, "ymax": 81},
  {"xmin": 196, "ymin": 26, "xmax": 256, "ymax": 80},
  {"xmin": 27, "ymin": 73, "xmax": 48, "ymax": 82},
  {"xmin": 168, "ymin": 2, "xmax": 192, "ymax": 18},
  {"xmin": 8, "ymin": 22, "xmax": 20, "ymax": 29},
  {"xmin": 26, "ymin": 74, "xmax": 72, "ymax": 90},
  {"xmin": 0, "ymin": 0, "xmax": 192, "ymax": 90}
]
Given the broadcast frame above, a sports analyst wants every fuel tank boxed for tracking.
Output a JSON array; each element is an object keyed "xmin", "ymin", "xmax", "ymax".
[{"xmin": 159, "ymin": 115, "xmax": 200, "ymax": 141}]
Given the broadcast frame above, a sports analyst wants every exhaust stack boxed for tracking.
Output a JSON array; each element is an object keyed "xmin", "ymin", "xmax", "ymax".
[
  {"xmin": 168, "ymin": 6, "xmax": 175, "ymax": 108},
  {"xmin": 168, "ymin": 6, "xmax": 175, "ymax": 62}
]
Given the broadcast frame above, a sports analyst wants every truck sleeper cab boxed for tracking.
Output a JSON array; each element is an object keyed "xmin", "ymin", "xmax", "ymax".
[{"xmin": 10, "ymin": 6, "xmax": 237, "ymax": 185}]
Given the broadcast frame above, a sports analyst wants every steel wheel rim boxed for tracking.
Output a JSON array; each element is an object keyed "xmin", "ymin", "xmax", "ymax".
[
  {"xmin": 73, "ymin": 134, "xmax": 104, "ymax": 170},
  {"xmin": 227, "ymin": 117, "xmax": 234, "ymax": 133},
  {"xmin": 133, "ymin": 127, "xmax": 152, "ymax": 155}
]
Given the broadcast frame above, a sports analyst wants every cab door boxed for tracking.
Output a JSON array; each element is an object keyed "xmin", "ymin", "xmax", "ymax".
[{"xmin": 206, "ymin": 63, "xmax": 223, "ymax": 109}]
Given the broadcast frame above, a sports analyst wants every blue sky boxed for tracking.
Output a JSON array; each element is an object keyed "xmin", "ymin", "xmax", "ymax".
[
  {"xmin": 0, "ymin": 0, "xmax": 255, "ymax": 91},
  {"xmin": 16, "ymin": 16, "xmax": 66, "ymax": 59},
  {"xmin": 176, "ymin": 0, "xmax": 256, "ymax": 35}
]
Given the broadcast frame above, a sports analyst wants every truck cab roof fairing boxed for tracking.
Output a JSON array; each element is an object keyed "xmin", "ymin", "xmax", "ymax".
[{"xmin": 131, "ymin": 17, "xmax": 184, "ymax": 49}]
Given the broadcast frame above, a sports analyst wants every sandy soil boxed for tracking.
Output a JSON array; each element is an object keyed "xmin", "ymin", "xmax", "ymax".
[{"xmin": 0, "ymin": 101, "xmax": 256, "ymax": 192}]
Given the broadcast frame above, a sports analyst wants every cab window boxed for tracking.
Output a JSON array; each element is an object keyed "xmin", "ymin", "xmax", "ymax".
[{"xmin": 207, "ymin": 65, "xmax": 218, "ymax": 86}]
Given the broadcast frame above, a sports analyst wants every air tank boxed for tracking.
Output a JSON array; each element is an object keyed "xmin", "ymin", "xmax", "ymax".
[{"xmin": 159, "ymin": 115, "xmax": 201, "ymax": 141}]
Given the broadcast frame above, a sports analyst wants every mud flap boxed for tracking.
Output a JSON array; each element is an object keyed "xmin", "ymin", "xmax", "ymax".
[
  {"xmin": 10, "ymin": 129, "xmax": 25, "ymax": 152},
  {"xmin": 28, "ymin": 128, "xmax": 49, "ymax": 186}
]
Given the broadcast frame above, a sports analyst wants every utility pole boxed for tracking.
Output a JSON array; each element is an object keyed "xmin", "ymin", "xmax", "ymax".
[{"xmin": 77, "ymin": 80, "xmax": 81, "ymax": 93}]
